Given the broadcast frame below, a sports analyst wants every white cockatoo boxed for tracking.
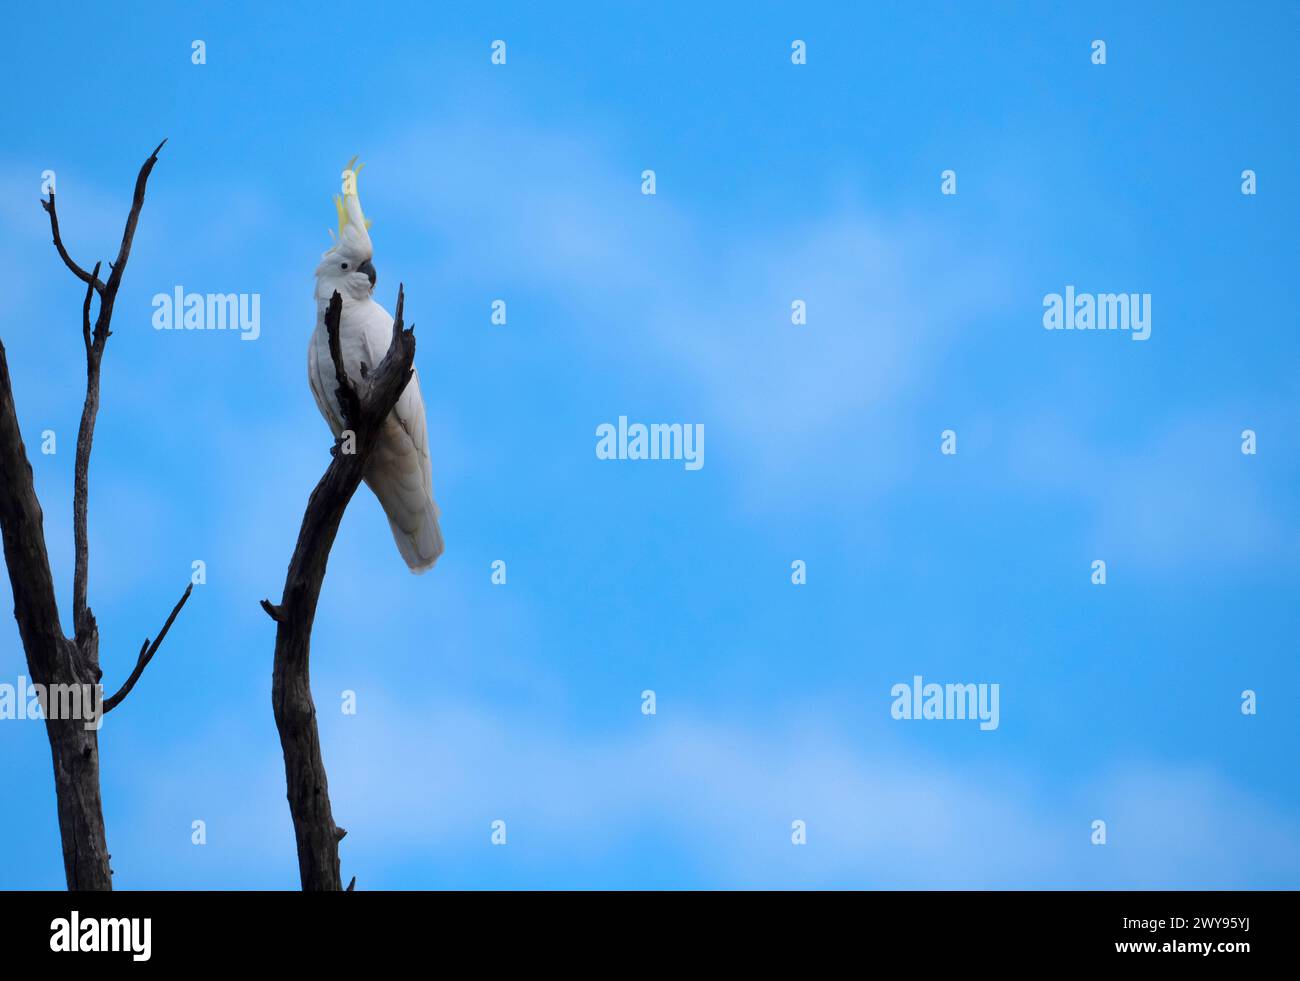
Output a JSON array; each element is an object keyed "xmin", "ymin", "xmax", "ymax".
[{"xmin": 308, "ymin": 158, "xmax": 443, "ymax": 573}]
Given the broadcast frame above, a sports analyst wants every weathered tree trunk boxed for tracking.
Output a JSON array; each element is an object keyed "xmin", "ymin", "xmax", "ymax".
[
  {"xmin": 263, "ymin": 288, "xmax": 416, "ymax": 891},
  {"xmin": 0, "ymin": 345, "xmax": 111, "ymax": 889},
  {"xmin": 43, "ymin": 651, "xmax": 113, "ymax": 890},
  {"xmin": 0, "ymin": 142, "xmax": 191, "ymax": 889}
]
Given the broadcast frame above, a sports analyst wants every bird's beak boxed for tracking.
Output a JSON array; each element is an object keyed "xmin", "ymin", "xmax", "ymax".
[{"xmin": 357, "ymin": 259, "xmax": 377, "ymax": 289}]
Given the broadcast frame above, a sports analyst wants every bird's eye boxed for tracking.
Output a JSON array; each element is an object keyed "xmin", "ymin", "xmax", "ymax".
[{"xmin": 341, "ymin": 262, "xmax": 349, "ymax": 270}]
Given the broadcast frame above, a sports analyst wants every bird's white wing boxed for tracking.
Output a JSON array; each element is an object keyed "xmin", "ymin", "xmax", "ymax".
[
  {"xmin": 307, "ymin": 323, "xmax": 345, "ymax": 437},
  {"xmin": 395, "ymin": 372, "xmax": 435, "ymax": 499}
]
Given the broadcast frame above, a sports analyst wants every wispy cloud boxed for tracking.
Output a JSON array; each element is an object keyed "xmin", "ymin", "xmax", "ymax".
[{"xmin": 309, "ymin": 695, "xmax": 1300, "ymax": 889}]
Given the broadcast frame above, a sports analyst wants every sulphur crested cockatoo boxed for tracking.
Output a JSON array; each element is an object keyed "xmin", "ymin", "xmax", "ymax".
[{"xmin": 308, "ymin": 158, "xmax": 443, "ymax": 572}]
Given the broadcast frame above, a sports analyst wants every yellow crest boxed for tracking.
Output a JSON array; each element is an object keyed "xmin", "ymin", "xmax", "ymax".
[{"xmin": 331, "ymin": 155, "xmax": 373, "ymax": 240}]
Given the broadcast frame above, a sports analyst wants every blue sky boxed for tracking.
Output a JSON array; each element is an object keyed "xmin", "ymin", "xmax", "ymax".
[{"xmin": 1, "ymin": 1, "xmax": 1298, "ymax": 888}]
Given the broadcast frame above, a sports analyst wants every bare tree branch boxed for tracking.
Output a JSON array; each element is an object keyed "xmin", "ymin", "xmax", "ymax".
[
  {"xmin": 102, "ymin": 582, "xmax": 194, "ymax": 714},
  {"xmin": 72, "ymin": 139, "xmax": 166, "ymax": 637},
  {"xmin": 39, "ymin": 138, "xmax": 166, "ymax": 311},
  {"xmin": 262, "ymin": 286, "xmax": 415, "ymax": 890},
  {"xmin": 41, "ymin": 195, "xmax": 106, "ymax": 295},
  {"xmin": 326, "ymin": 290, "xmax": 365, "ymax": 427},
  {"xmin": 80, "ymin": 261, "xmax": 100, "ymax": 356},
  {"xmin": 97, "ymin": 138, "xmax": 166, "ymax": 338},
  {"xmin": 71, "ymin": 335, "xmax": 100, "ymax": 641}
]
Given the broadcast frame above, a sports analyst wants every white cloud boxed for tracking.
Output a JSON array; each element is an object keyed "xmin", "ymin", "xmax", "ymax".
[
  {"xmin": 1005, "ymin": 410, "xmax": 1297, "ymax": 568},
  {"xmin": 312, "ymin": 694, "xmax": 1299, "ymax": 888}
]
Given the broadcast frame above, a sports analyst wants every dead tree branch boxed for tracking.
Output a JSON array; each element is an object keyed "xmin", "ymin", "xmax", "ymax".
[
  {"xmin": 0, "ymin": 141, "xmax": 191, "ymax": 889},
  {"xmin": 262, "ymin": 286, "xmax": 415, "ymax": 891},
  {"xmin": 102, "ymin": 582, "xmax": 194, "ymax": 714},
  {"xmin": 66, "ymin": 138, "xmax": 165, "ymax": 643},
  {"xmin": 42, "ymin": 197, "xmax": 106, "ymax": 295}
]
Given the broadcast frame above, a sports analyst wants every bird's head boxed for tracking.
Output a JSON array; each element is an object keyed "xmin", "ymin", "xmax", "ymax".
[{"xmin": 315, "ymin": 156, "xmax": 377, "ymax": 302}]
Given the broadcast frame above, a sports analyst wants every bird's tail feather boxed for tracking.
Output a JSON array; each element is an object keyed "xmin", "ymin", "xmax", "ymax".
[{"xmin": 387, "ymin": 498, "xmax": 443, "ymax": 574}]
